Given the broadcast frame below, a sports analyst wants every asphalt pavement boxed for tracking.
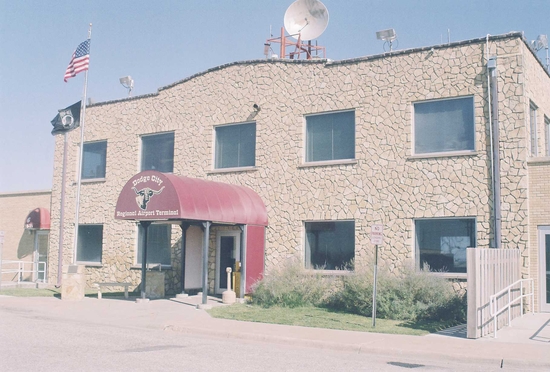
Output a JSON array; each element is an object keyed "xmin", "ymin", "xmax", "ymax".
[{"xmin": 0, "ymin": 293, "xmax": 548, "ymax": 370}]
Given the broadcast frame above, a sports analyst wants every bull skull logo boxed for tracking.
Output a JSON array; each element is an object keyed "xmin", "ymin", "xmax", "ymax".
[{"xmin": 132, "ymin": 186, "xmax": 165, "ymax": 210}]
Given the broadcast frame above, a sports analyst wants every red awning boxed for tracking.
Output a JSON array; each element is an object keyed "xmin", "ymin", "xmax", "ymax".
[
  {"xmin": 114, "ymin": 171, "xmax": 268, "ymax": 226},
  {"xmin": 25, "ymin": 207, "xmax": 51, "ymax": 230}
]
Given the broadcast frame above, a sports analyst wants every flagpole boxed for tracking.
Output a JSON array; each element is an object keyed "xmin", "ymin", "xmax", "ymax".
[
  {"xmin": 56, "ymin": 132, "xmax": 68, "ymax": 286},
  {"xmin": 72, "ymin": 23, "xmax": 92, "ymax": 264}
]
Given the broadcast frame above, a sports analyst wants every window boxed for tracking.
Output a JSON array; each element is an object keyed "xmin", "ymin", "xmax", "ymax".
[
  {"xmin": 137, "ymin": 224, "xmax": 171, "ymax": 266},
  {"xmin": 82, "ymin": 141, "xmax": 106, "ymax": 179},
  {"xmin": 530, "ymin": 102, "xmax": 538, "ymax": 156},
  {"xmin": 141, "ymin": 132, "xmax": 174, "ymax": 172},
  {"xmin": 305, "ymin": 221, "xmax": 355, "ymax": 270},
  {"xmin": 306, "ymin": 111, "xmax": 355, "ymax": 162},
  {"xmin": 215, "ymin": 123, "xmax": 255, "ymax": 169},
  {"xmin": 76, "ymin": 225, "xmax": 103, "ymax": 263},
  {"xmin": 545, "ymin": 116, "xmax": 549, "ymax": 157},
  {"xmin": 414, "ymin": 97, "xmax": 475, "ymax": 154},
  {"xmin": 415, "ymin": 218, "xmax": 476, "ymax": 273}
]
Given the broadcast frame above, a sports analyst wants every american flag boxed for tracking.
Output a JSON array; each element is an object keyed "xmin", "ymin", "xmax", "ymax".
[{"xmin": 64, "ymin": 40, "xmax": 90, "ymax": 82}]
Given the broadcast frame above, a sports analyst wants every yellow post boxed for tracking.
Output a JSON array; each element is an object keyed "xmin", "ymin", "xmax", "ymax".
[{"xmin": 233, "ymin": 261, "xmax": 241, "ymax": 298}]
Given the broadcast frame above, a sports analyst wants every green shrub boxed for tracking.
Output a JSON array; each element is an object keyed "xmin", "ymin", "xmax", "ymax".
[
  {"xmin": 422, "ymin": 290, "xmax": 467, "ymax": 323},
  {"xmin": 327, "ymin": 266, "xmax": 467, "ymax": 323},
  {"xmin": 250, "ymin": 258, "xmax": 333, "ymax": 308},
  {"xmin": 325, "ymin": 268, "xmax": 373, "ymax": 316},
  {"xmin": 251, "ymin": 258, "xmax": 466, "ymax": 323}
]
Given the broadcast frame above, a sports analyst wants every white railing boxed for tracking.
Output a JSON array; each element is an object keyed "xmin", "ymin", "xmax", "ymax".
[
  {"xmin": 489, "ymin": 278, "xmax": 534, "ymax": 338},
  {"xmin": 466, "ymin": 248, "xmax": 522, "ymax": 338},
  {"xmin": 1, "ymin": 260, "xmax": 47, "ymax": 283}
]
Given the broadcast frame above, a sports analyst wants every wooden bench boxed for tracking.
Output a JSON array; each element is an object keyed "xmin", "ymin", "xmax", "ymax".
[{"xmin": 93, "ymin": 282, "xmax": 131, "ymax": 299}]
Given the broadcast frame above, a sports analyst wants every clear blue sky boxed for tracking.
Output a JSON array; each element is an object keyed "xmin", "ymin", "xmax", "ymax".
[{"xmin": 1, "ymin": 0, "xmax": 549, "ymax": 193}]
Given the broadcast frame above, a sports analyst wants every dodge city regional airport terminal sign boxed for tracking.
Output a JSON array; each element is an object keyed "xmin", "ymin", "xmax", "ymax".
[{"xmin": 115, "ymin": 171, "xmax": 181, "ymax": 220}]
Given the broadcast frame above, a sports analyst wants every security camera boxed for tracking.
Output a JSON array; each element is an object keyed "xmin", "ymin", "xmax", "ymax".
[{"xmin": 253, "ymin": 104, "xmax": 260, "ymax": 111}]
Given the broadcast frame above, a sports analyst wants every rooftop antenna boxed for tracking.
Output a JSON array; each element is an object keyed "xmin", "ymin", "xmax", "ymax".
[
  {"xmin": 376, "ymin": 28, "xmax": 397, "ymax": 52},
  {"xmin": 119, "ymin": 76, "xmax": 134, "ymax": 97},
  {"xmin": 532, "ymin": 34, "xmax": 549, "ymax": 71},
  {"xmin": 264, "ymin": 0, "xmax": 329, "ymax": 60}
]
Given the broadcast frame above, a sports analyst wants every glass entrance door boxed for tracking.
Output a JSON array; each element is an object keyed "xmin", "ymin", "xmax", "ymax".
[
  {"xmin": 215, "ymin": 231, "xmax": 240, "ymax": 294},
  {"xmin": 33, "ymin": 231, "xmax": 49, "ymax": 282},
  {"xmin": 539, "ymin": 226, "xmax": 550, "ymax": 312}
]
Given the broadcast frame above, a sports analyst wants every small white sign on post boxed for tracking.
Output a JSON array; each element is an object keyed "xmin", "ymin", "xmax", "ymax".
[
  {"xmin": 371, "ymin": 224, "xmax": 384, "ymax": 245},
  {"xmin": 370, "ymin": 225, "xmax": 383, "ymax": 327}
]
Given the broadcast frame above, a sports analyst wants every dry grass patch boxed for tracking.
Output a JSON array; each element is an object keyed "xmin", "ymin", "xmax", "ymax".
[
  {"xmin": 208, "ymin": 304, "xmax": 451, "ymax": 335},
  {"xmin": 0, "ymin": 288, "xmax": 61, "ymax": 297}
]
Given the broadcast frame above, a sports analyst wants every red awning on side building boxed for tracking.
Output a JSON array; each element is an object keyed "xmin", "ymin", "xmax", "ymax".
[{"xmin": 25, "ymin": 207, "xmax": 51, "ymax": 230}]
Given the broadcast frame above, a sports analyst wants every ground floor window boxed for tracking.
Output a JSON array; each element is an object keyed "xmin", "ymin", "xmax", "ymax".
[
  {"xmin": 415, "ymin": 218, "xmax": 476, "ymax": 273},
  {"xmin": 76, "ymin": 225, "xmax": 103, "ymax": 263},
  {"xmin": 305, "ymin": 220, "xmax": 354, "ymax": 270},
  {"xmin": 137, "ymin": 224, "xmax": 171, "ymax": 266}
]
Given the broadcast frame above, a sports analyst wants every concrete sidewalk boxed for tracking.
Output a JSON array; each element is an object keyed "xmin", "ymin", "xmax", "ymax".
[{"xmin": 1, "ymin": 294, "xmax": 549, "ymax": 369}]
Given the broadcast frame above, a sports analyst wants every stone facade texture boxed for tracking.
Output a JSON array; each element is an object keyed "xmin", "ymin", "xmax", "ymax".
[
  {"xmin": 46, "ymin": 33, "xmax": 550, "ymax": 304},
  {"xmin": 61, "ymin": 264, "xmax": 86, "ymax": 300},
  {"xmin": 145, "ymin": 271, "xmax": 165, "ymax": 299}
]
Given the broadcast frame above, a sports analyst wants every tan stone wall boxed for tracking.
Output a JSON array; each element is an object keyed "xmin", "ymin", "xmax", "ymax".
[
  {"xmin": 47, "ymin": 35, "xmax": 548, "ymax": 298},
  {"xmin": 483, "ymin": 39, "xmax": 532, "ymax": 275},
  {"xmin": 145, "ymin": 270, "xmax": 165, "ymax": 299},
  {"xmin": 0, "ymin": 191, "xmax": 51, "ymax": 282}
]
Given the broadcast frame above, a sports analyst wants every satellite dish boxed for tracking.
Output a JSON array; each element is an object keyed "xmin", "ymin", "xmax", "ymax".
[
  {"xmin": 284, "ymin": 0, "xmax": 329, "ymax": 41},
  {"xmin": 532, "ymin": 34, "xmax": 548, "ymax": 51}
]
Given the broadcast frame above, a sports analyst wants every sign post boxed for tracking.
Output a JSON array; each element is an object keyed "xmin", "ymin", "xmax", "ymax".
[{"xmin": 370, "ymin": 224, "xmax": 383, "ymax": 327}]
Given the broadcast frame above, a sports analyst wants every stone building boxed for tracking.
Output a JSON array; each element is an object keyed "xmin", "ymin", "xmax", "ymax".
[{"xmin": 46, "ymin": 32, "xmax": 550, "ymax": 310}]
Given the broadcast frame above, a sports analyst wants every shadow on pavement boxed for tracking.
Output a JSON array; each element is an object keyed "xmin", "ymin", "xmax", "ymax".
[
  {"xmin": 530, "ymin": 318, "xmax": 550, "ymax": 343},
  {"xmin": 433, "ymin": 324, "xmax": 467, "ymax": 338}
]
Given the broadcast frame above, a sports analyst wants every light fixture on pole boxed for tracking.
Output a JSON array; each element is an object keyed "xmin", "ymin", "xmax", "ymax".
[
  {"xmin": 532, "ymin": 35, "xmax": 549, "ymax": 71},
  {"xmin": 376, "ymin": 28, "xmax": 397, "ymax": 52},
  {"xmin": 119, "ymin": 76, "xmax": 134, "ymax": 97}
]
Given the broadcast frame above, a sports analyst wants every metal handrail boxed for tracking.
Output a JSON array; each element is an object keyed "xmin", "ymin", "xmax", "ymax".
[
  {"xmin": 489, "ymin": 278, "xmax": 534, "ymax": 338},
  {"xmin": 1, "ymin": 260, "xmax": 47, "ymax": 283}
]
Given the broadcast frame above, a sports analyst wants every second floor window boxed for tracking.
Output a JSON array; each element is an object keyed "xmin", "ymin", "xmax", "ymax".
[
  {"xmin": 306, "ymin": 110, "xmax": 355, "ymax": 162},
  {"xmin": 414, "ymin": 97, "xmax": 474, "ymax": 155},
  {"xmin": 545, "ymin": 116, "xmax": 550, "ymax": 157},
  {"xmin": 141, "ymin": 132, "xmax": 174, "ymax": 172},
  {"xmin": 82, "ymin": 141, "xmax": 106, "ymax": 179},
  {"xmin": 215, "ymin": 123, "xmax": 256, "ymax": 169},
  {"xmin": 530, "ymin": 102, "xmax": 538, "ymax": 156}
]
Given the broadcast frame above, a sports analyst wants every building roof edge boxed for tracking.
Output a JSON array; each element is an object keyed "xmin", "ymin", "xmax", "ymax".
[
  {"xmin": 329, "ymin": 32, "xmax": 525, "ymax": 66},
  {"xmin": 89, "ymin": 31, "xmax": 550, "ymax": 107},
  {"xmin": 0, "ymin": 189, "xmax": 52, "ymax": 197}
]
